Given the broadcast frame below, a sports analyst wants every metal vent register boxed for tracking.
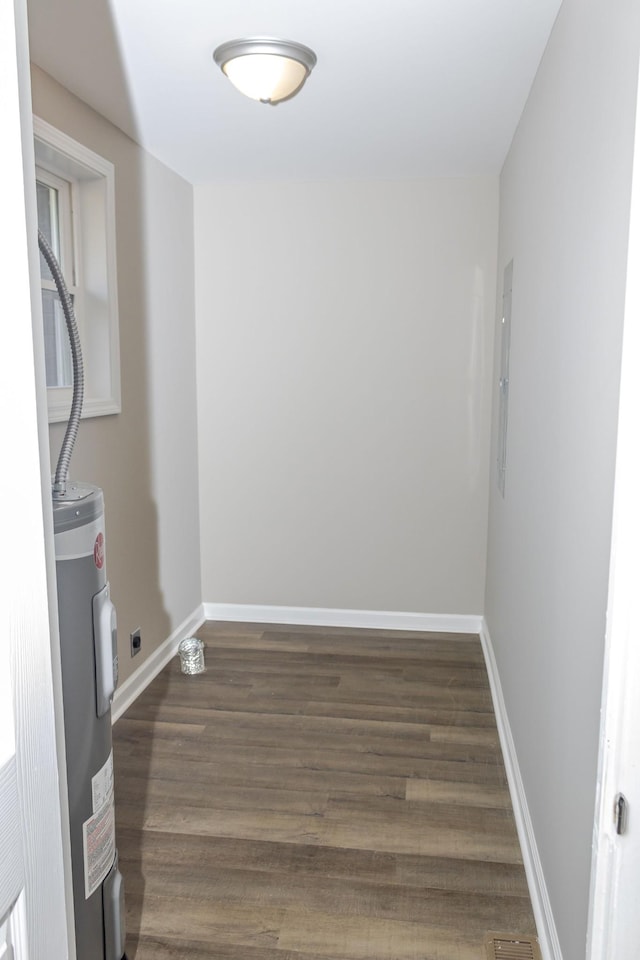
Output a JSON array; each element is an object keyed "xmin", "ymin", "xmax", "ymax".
[{"xmin": 484, "ymin": 933, "xmax": 542, "ymax": 960}]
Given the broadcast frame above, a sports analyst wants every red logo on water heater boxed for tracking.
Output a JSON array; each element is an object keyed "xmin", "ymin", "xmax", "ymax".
[{"xmin": 94, "ymin": 532, "xmax": 104, "ymax": 569}]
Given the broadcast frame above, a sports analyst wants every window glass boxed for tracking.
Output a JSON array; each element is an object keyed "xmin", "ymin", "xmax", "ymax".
[
  {"xmin": 41, "ymin": 288, "xmax": 73, "ymax": 388},
  {"xmin": 36, "ymin": 179, "xmax": 59, "ymax": 279},
  {"xmin": 36, "ymin": 175, "xmax": 74, "ymax": 389}
]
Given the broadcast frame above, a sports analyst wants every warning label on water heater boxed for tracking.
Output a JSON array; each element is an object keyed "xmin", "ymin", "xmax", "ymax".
[
  {"xmin": 91, "ymin": 751, "xmax": 114, "ymax": 814},
  {"xmin": 83, "ymin": 751, "xmax": 116, "ymax": 899}
]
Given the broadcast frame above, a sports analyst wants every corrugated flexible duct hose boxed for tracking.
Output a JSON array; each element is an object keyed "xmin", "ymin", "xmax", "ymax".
[{"xmin": 37, "ymin": 228, "xmax": 84, "ymax": 498}]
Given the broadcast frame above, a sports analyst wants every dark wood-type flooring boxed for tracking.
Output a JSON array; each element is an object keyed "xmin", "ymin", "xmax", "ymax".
[{"xmin": 113, "ymin": 622, "xmax": 537, "ymax": 960}]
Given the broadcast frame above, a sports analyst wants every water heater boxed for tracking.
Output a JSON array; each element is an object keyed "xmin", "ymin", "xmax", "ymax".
[{"xmin": 54, "ymin": 483, "xmax": 126, "ymax": 960}]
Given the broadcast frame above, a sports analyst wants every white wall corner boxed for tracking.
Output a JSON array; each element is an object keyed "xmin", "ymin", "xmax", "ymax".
[
  {"xmin": 111, "ymin": 603, "xmax": 205, "ymax": 723},
  {"xmin": 202, "ymin": 602, "xmax": 483, "ymax": 635},
  {"xmin": 480, "ymin": 619, "xmax": 563, "ymax": 960}
]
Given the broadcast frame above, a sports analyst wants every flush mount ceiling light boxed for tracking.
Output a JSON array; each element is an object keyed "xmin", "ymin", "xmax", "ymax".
[{"xmin": 213, "ymin": 38, "xmax": 317, "ymax": 104}]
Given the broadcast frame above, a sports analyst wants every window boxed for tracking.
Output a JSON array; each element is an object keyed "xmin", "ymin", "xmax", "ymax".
[{"xmin": 33, "ymin": 117, "xmax": 121, "ymax": 422}]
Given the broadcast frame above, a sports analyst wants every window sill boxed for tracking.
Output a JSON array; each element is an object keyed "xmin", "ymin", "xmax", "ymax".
[{"xmin": 47, "ymin": 396, "xmax": 121, "ymax": 424}]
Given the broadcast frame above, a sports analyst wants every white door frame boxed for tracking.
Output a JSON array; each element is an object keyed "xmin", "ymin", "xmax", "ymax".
[
  {"xmin": 587, "ymin": 52, "xmax": 640, "ymax": 960},
  {"xmin": 1, "ymin": 0, "xmax": 74, "ymax": 955}
]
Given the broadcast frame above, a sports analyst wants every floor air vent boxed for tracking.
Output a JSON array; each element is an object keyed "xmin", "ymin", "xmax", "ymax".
[{"xmin": 484, "ymin": 933, "xmax": 542, "ymax": 960}]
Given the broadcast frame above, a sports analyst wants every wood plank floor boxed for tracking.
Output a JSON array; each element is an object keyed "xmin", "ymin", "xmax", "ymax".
[{"xmin": 113, "ymin": 622, "xmax": 537, "ymax": 960}]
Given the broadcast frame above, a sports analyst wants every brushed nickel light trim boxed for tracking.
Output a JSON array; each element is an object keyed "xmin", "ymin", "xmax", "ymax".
[{"xmin": 213, "ymin": 38, "xmax": 317, "ymax": 104}]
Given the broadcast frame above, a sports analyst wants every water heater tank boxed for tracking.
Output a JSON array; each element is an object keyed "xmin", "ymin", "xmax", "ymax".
[{"xmin": 53, "ymin": 483, "xmax": 125, "ymax": 960}]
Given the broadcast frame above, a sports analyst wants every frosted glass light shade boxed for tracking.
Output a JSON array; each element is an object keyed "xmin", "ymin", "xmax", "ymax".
[
  {"xmin": 223, "ymin": 55, "xmax": 307, "ymax": 103},
  {"xmin": 214, "ymin": 39, "xmax": 317, "ymax": 104}
]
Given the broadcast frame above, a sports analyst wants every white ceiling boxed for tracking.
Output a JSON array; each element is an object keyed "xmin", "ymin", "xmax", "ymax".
[{"xmin": 27, "ymin": 0, "xmax": 563, "ymax": 185}]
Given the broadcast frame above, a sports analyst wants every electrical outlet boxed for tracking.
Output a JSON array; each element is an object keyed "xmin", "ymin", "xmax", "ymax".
[{"xmin": 130, "ymin": 628, "xmax": 142, "ymax": 657}]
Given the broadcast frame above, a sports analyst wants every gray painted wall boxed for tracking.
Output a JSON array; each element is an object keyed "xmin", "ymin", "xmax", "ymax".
[
  {"xmin": 485, "ymin": 0, "xmax": 640, "ymax": 956},
  {"xmin": 194, "ymin": 177, "xmax": 498, "ymax": 615},
  {"xmin": 32, "ymin": 66, "xmax": 202, "ymax": 683}
]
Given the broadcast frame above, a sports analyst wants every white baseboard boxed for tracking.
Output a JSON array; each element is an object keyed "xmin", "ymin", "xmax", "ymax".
[
  {"xmin": 202, "ymin": 602, "xmax": 482, "ymax": 635},
  {"xmin": 480, "ymin": 620, "xmax": 562, "ymax": 960},
  {"xmin": 111, "ymin": 603, "xmax": 206, "ymax": 723}
]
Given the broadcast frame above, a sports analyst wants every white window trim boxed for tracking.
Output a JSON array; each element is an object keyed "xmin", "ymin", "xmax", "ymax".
[{"xmin": 33, "ymin": 116, "xmax": 121, "ymax": 423}]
